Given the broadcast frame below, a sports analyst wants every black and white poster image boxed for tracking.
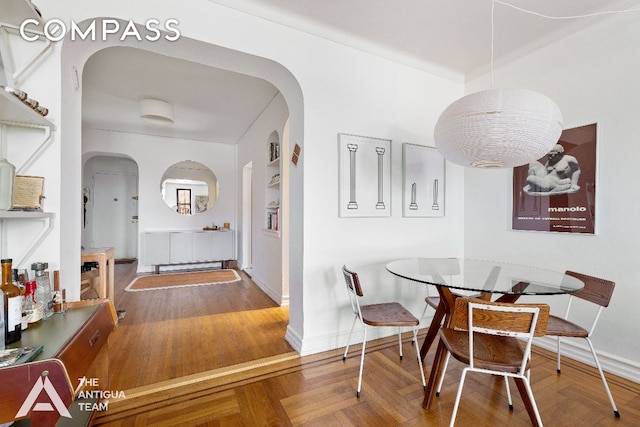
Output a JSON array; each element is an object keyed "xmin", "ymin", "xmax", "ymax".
[
  {"xmin": 402, "ymin": 143, "xmax": 445, "ymax": 217},
  {"xmin": 338, "ymin": 133, "xmax": 391, "ymax": 217},
  {"xmin": 512, "ymin": 123, "xmax": 597, "ymax": 234}
]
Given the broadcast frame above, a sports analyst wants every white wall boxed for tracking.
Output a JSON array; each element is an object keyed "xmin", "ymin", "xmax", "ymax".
[
  {"xmin": 34, "ymin": 0, "xmax": 465, "ymax": 357},
  {"xmin": 293, "ymin": 46, "xmax": 465, "ymax": 353},
  {"xmin": 82, "ymin": 128, "xmax": 236, "ymax": 274},
  {"xmin": 464, "ymin": 13, "xmax": 640, "ymax": 382},
  {"xmin": 236, "ymin": 93, "xmax": 287, "ymax": 305}
]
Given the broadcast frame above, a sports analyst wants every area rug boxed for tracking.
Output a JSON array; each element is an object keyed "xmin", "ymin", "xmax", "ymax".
[{"xmin": 125, "ymin": 269, "xmax": 241, "ymax": 292}]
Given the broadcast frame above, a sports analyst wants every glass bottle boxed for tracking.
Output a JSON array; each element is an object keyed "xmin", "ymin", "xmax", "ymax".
[
  {"xmin": 0, "ymin": 157, "xmax": 15, "ymax": 211},
  {"xmin": 0, "ymin": 290, "xmax": 4, "ymax": 350},
  {"xmin": 23, "ymin": 280, "xmax": 41, "ymax": 327},
  {"xmin": 32, "ymin": 262, "xmax": 53, "ymax": 320},
  {"xmin": 2, "ymin": 258, "xmax": 22, "ymax": 344}
]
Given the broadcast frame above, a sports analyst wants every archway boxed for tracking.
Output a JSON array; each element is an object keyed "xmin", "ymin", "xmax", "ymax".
[{"xmin": 59, "ymin": 18, "xmax": 304, "ymax": 350}]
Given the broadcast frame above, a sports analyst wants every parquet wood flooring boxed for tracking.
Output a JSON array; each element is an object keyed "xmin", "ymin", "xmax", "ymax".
[{"xmin": 96, "ymin": 262, "xmax": 640, "ymax": 426}]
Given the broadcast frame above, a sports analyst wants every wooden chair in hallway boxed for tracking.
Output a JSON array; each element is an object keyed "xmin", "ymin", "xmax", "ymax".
[
  {"xmin": 439, "ymin": 297, "xmax": 549, "ymax": 427},
  {"xmin": 341, "ymin": 265, "xmax": 426, "ymax": 397},
  {"xmin": 544, "ymin": 270, "xmax": 619, "ymax": 417}
]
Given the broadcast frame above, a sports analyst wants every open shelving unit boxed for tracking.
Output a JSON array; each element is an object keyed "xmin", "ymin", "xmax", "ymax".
[
  {"xmin": 0, "ymin": 0, "xmax": 43, "ymax": 27},
  {"xmin": 264, "ymin": 132, "xmax": 281, "ymax": 236},
  {"xmin": 0, "ymin": 0, "xmax": 51, "ymax": 87},
  {"xmin": 0, "ymin": 0, "xmax": 56, "ymax": 266}
]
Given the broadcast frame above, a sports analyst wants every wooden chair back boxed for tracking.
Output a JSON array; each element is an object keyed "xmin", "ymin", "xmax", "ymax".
[
  {"xmin": 0, "ymin": 358, "xmax": 74, "ymax": 424},
  {"xmin": 342, "ymin": 265, "xmax": 364, "ymax": 297},
  {"xmin": 452, "ymin": 297, "xmax": 550, "ymax": 337},
  {"xmin": 565, "ymin": 270, "xmax": 615, "ymax": 308}
]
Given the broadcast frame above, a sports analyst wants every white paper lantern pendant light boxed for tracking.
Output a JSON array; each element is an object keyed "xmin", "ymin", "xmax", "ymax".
[
  {"xmin": 434, "ymin": 88, "xmax": 563, "ymax": 168},
  {"xmin": 434, "ymin": 0, "xmax": 564, "ymax": 168}
]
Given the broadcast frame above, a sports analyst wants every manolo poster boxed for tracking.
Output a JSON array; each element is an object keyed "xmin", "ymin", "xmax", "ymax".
[{"xmin": 512, "ymin": 123, "xmax": 596, "ymax": 234}]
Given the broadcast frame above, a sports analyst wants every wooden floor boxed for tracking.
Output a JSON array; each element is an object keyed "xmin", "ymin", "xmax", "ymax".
[
  {"xmin": 95, "ymin": 262, "xmax": 640, "ymax": 426},
  {"xmin": 106, "ymin": 261, "xmax": 294, "ymax": 390}
]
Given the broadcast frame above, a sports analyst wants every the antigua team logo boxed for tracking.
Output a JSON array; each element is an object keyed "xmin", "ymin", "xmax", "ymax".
[{"xmin": 15, "ymin": 376, "xmax": 72, "ymax": 419}]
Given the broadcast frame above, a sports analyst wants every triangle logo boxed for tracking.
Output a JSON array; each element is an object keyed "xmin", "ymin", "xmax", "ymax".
[{"xmin": 15, "ymin": 376, "xmax": 72, "ymax": 419}]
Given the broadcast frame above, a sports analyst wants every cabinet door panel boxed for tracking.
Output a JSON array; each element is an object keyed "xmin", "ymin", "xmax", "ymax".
[
  {"xmin": 212, "ymin": 231, "xmax": 233, "ymax": 260},
  {"xmin": 192, "ymin": 232, "xmax": 215, "ymax": 261},
  {"xmin": 170, "ymin": 232, "xmax": 193, "ymax": 263},
  {"xmin": 143, "ymin": 232, "xmax": 170, "ymax": 264}
]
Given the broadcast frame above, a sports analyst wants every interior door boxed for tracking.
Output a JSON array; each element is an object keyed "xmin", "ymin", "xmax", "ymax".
[{"xmin": 92, "ymin": 172, "xmax": 138, "ymax": 259}]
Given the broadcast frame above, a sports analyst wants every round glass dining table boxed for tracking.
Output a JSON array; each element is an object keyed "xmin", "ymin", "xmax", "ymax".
[{"xmin": 385, "ymin": 257, "xmax": 585, "ymax": 411}]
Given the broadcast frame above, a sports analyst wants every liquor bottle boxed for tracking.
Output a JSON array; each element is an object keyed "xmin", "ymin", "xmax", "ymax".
[
  {"xmin": 32, "ymin": 262, "xmax": 53, "ymax": 319},
  {"xmin": 0, "ymin": 291, "xmax": 4, "ymax": 350},
  {"xmin": 2, "ymin": 258, "xmax": 22, "ymax": 344},
  {"xmin": 23, "ymin": 280, "xmax": 42, "ymax": 326}
]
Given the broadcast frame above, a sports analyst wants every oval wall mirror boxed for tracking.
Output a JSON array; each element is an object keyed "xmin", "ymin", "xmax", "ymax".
[{"xmin": 160, "ymin": 160, "xmax": 219, "ymax": 215}]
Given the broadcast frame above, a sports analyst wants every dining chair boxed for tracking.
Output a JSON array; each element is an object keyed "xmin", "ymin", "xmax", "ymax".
[
  {"xmin": 544, "ymin": 270, "xmax": 619, "ymax": 417},
  {"xmin": 438, "ymin": 297, "xmax": 549, "ymax": 427},
  {"xmin": 416, "ymin": 259, "xmax": 462, "ymax": 338},
  {"xmin": 0, "ymin": 358, "xmax": 74, "ymax": 425},
  {"xmin": 433, "ymin": 265, "xmax": 502, "ymax": 396},
  {"xmin": 341, "ymin": 265, "xmax": 426, "ymax": 397}
]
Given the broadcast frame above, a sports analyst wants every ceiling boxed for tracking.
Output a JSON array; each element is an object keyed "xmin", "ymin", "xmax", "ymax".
[{"xmin": 82, "ymin": 0, "xmax": 640, "ymax": 143}]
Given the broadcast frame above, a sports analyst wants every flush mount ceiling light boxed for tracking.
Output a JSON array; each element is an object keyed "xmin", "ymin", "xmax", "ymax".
[
  {"xmin": 434, "ymin": 88, "xmax": 563, "ymax": 168},
  {"xmin": 434, "ymin": 0, "xmax": 564, "ymax": 169},
  {"xmin": 140, "ymin": 98, "xmax": 174, "ymax": 123}
]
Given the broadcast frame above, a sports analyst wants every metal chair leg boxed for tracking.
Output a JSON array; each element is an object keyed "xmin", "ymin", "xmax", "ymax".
[
  {"xmin": 343, "ymin": 316, "xmax": 357, "ymax": 361},
  {"xmin": 436, "ymin": 351, "xmax": 450, "ymax": 396},
  {"xmin": 586, "ymin": 338, "xmax": 620, "ymax": 417},
  {"xmin": 449, "ymin": 367, "xmax": 469, "ymax": 427},
  {"xmin": 413, "ymin": 326, "xmax": 426, "ymax": 390},
  {"xmin": 356, "ymin": 328, "xmax": 367, "ymax": 398}
]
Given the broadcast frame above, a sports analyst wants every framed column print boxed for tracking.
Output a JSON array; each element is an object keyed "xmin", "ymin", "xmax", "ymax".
[
  {"xmin": 402, "ymin": 143, "xmax": 445, "ymax": 217},
  {"xmin": 338, "ymin": 133, "xmax": 391, "ymax": 217}
]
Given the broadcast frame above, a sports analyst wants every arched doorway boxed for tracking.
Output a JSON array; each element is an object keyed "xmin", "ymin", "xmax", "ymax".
[{"xmin": 60, "ymin": 18, "xmax": 304, "ymax": 351}]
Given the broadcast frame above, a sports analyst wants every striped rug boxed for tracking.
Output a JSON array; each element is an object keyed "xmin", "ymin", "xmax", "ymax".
[{"xmin": 125, "ymin": 269, "xmax": 240, "ymax": 292}]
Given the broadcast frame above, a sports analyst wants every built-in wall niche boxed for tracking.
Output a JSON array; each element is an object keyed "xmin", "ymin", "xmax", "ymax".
[
  {"xmin": 265, "ymin": 131, "xmax": 280, "ymax": 234},
  {"xmin": 160, "ymin": 160, "xmax": 219, "ymax": 216}
]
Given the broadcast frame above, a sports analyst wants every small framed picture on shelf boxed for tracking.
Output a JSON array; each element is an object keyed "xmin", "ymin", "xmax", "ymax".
[{"xmin": 12, "ymin": 175, "xmax": 44, "ymax": 211}]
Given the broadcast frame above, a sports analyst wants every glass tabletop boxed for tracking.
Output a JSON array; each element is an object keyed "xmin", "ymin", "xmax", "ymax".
[{"xmin": 386, "ymin": 258, "xmax": 584, "ymax": 295}]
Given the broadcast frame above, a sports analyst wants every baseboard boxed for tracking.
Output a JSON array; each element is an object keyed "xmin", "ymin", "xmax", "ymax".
[
  {"xmin": 284, "ymin": 325, "xmax": 303, "ymax": 353},
  {"xmin": 535, "ymin": 336, "xmax": 640, "ymax": 384},
  {"xmin": 249, "ymin": 272, "xmax": 288, "ymax": 306}
]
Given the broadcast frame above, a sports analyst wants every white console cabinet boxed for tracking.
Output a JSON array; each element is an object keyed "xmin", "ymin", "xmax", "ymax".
[{"xmin": 142, "ymin": 230, "xmax": 234, "ymax": 273}]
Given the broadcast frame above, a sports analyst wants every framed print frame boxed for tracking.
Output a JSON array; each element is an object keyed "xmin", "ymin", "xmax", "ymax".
[
  {"xmin": 402, "ymin": 144, "xmax": 445, "ymax": 217},
  {"xmin": 338, "ymin": 133, "xmax": 391, "ymax": 217},
  {"xmin": 195, "ymin": 195, "xmax": 209, "ymax": 213},
  {"xmin": 512, "ymin": 123, "xmax": 597, "ymax": 234}
]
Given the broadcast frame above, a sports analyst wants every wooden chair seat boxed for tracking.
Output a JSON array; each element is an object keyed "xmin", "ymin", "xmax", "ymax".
[
  {"xmin": 439, "ymin": 329, "xmax": 529, "ymax": 374},
  {"xmin": 361, "ymin": 302, "xmax": 420, "ymax": 327},
  {"xmin": 545, "ymin": 315, "xmax": 588, "ymax": 338},
  {"xmin": 425, "ymin": 296, "xmax": 440, "ymax": 309}
]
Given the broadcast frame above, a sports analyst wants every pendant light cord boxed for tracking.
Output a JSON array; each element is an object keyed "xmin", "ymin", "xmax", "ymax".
[
  {"xmin": 490, "ymin": 0, "xmax": 495, "ymax": 89},
  {"xmin": 490, "ymin": 0, "xmax": 640, "ymax": 89},
  {"xmin": 495, "ymin": 0, "xmax": 640, "ymax": 20}
]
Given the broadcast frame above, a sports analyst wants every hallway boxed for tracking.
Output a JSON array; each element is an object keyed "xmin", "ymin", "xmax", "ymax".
[{"xmin": 107, "ymin": 261, "xmax": 294, "ymax": 390}]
